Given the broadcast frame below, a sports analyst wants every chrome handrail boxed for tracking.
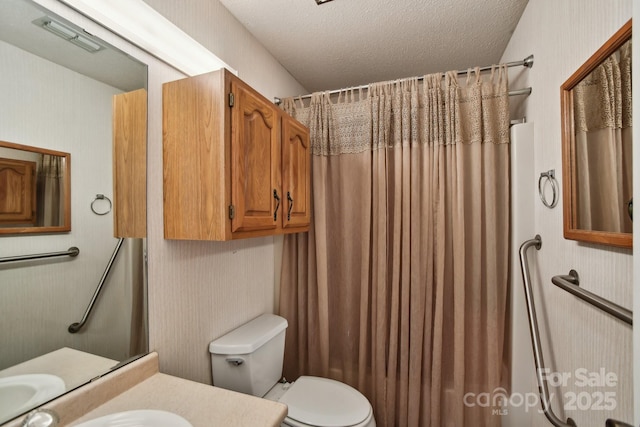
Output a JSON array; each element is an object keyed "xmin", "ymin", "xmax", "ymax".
[
  {"xmin": 0, "ymin": 247, "xmax": 79, "ymax": 264},
  {"xmin": 551, "ymin": 271, "xmax": 632, "ymax": 326},
  {"xmin": 68, "ymin": 238, "xmax": 124, "ymax": 333},
  {"xmin": 519, "ymin": 235, "xmax": 576, "ymax": 427}
]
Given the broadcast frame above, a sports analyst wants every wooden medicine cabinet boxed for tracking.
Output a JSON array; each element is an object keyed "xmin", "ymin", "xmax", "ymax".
[{"xmin": 163, "ymin": 68, "xmax": 310, "ymax": 240}]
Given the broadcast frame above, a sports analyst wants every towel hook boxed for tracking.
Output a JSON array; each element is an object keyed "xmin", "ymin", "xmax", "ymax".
[{"xmin": 538, "ymin": 169, "xmax": 558, "ymax": 209}]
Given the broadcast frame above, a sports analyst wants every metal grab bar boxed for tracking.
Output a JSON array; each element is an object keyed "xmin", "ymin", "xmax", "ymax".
[
  {"xmin": 605, "ymin": 419, "xmax": 634, "ymax": 427},
  {"xmin": 0, "ymin": 247, "xmax": 79, "ymax": 264},
  {"xmin": 68, "ymin": 238, "xmax": 124, "ymax": 333},
  {"xmin": 551, "ymin": 271, "xmax": 632, "ymax": 326},
  {"xmin": 519, "ymin": 235, "xmax": 577, "ymax": 427}
]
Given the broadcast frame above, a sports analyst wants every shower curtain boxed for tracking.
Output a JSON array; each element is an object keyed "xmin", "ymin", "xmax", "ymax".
[
  {"xmin": 280, "ymin": 66, "xmax": 511, "ymax": 427},
  {"xmin": 36, "ymin": 154, "xmax": 64, "ymax": 226}
]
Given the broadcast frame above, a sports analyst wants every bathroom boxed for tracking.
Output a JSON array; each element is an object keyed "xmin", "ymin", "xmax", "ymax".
[{"xmin": 0, "ymin": 0, "xmax": 636, "ymax": 426}]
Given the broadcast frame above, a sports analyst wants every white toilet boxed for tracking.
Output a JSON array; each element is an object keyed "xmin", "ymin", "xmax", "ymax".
[{"xmin": 209, "ymin": 314, "xmax": 376, "ymax": 427}]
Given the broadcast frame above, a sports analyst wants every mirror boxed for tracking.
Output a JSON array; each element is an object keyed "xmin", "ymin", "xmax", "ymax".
[
  {"xmin": 0, "ymin": 0, "xmax": 148, "ymax": 423},
  {"xmin": 561, "ymin": 20, "xmax": 632, "ymax": 248},
  {"xmin": 0, "ymin": 140, "xmax": 71, "ymax": 234}
]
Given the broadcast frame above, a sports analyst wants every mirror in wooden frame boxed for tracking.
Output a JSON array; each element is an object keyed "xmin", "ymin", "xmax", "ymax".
[
  {"xmin": 561, "ymin": 20, "xmax": 632, "ymax": 248},
  {"xmin": 0, "ymin": 140, "xmax": 70, "ymax": 235}
]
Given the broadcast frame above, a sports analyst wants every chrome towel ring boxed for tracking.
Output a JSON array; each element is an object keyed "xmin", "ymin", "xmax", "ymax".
[
  {"xmin": 91, "ymin": 194, "xmax": 112, "ymax": 215},
  {"xmin": 538, "ymin": 169, "xmax": 558, "ymax": 208}
]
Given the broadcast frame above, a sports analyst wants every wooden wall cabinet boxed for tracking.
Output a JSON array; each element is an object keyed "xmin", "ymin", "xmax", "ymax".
[
  {"xmin": 163, "ymin": 68, "xmax": 310, "ymax": 241},
  {"xmin": 113, "ymin": 88, "xmax": 147, "ymax": 238}
]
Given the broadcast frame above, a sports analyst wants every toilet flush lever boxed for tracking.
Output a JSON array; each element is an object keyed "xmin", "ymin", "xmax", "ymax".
[{"xmin": 226, "ymin": 357, "xmax": 244, "ymax": 366}]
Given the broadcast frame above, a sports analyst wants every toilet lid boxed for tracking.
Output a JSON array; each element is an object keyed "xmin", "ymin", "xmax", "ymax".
[{"xmin": 280, "ymin": 376, "xmax": 371, "ymax": 427}]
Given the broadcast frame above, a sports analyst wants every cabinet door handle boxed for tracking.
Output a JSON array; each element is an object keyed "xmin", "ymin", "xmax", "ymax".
[
  {"xmin": 273, "ymin": 189, "xmax": 281, "ymax": 221},
  {"xmin": 287, "ymin": 192, "xmax": 293, "ymax": 221}
]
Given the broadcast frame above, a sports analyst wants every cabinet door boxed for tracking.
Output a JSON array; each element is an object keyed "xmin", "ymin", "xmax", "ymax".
[
  {"xmin": 0, "ymin": 158, "xmax": 36, "ymax": 225},
  {"xmin": 281, "ymin": 115, "xmax": 311, "ymax": 229},
  {"xmin": 230, "ymin": 81, "xmax": 280, "ymax": 233},
  {"xmin": 113, "ymin": 88, "xmax": 147, "ymax": 238}
]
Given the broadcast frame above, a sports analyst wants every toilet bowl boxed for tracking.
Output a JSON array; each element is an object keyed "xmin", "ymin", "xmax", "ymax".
[
  {"xmin": 264, "ymin": 376, "xmax": 375, "ymax": 427},
  {"xmin": 209, "ymin": 314, "xmax": 376, "ymax": 427}
]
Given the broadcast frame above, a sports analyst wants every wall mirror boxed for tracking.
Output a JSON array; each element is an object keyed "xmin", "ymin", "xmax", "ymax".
[
  {"xmin": 0, "ymin": 0, "xmax": 148, "ymax": 423},
  {"xmin": 561, "ymin": 20, "xmax": 632, "ymax": 248},
  {"xmin": 0, "ymin": 141, "xmax": 71, "ymax": 234}
]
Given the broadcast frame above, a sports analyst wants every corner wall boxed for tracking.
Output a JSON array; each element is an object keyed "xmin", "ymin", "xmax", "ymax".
[
  {"xmin": 138, "ymin": 0, "xmax": 307, "ymax": 384},
  {"xmin": 501, "ymin": 1, "xmax": 633, "ymax": 426}
]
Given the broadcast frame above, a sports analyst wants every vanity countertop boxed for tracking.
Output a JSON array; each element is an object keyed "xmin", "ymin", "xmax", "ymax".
[
  {"xmin": 2, "ymin": 352, "xmax": 286, "ymax": 427},
  {"xmin": 0, "ymin": 347, "xmax": 117, "ymax": 390},
  {"xmin": 68, "ymin": 372, "xmax": 287, "ymax": 427}
]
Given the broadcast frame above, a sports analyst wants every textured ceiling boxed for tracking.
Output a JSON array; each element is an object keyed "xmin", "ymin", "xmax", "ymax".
[{"xmin": 218, "ymin": 0, "xmax": 529, "ymax": 94}]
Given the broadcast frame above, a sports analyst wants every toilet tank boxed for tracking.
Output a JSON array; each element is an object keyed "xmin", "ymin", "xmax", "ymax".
[{"xmin": 209, "ymin": 314, "xmax": 288, "ymax": 397}]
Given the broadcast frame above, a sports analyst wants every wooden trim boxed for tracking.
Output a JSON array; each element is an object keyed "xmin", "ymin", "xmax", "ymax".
[{"xmin": 0, "ymin": 140, "xmax": 70, "ymax": 158}]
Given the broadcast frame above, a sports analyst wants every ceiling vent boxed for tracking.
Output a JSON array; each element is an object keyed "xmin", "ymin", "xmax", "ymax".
[{"xmin": 33, "ymin": 17, "xmax": 104, "ymax": 53}]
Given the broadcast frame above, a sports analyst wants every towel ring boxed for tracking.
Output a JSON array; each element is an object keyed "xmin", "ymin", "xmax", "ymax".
[
  {"xmin": 538, "ymin": 169, "xmax": 558, "ymax": 209},
  {"xmin": 91, "ymin": 194, "xmax": 112, "ymax": 215}
]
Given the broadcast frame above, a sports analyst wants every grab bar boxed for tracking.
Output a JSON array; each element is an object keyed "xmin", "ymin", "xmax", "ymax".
[
  {"xmin": 0, "ymin": 247, "xmax": 79, "ymax": 264},
  {"xmin": 519, "ymin": 235, "xmax": 577, "ymax": 427},
  {"xmin": 551, "ymin": 270, "xmax": 632, "ymax": 326},
  {"xmin": 68, "ymin": 238, "xmax": 124, "ymax": 333}
]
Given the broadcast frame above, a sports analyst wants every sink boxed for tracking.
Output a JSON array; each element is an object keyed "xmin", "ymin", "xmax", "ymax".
[
  {"xmin": 0, "ymin": 374, "xmax": 65, "ymax": 423},
  {"xmin": 73, "ymin": 410, "xmax": 194, "ymax": 427}
]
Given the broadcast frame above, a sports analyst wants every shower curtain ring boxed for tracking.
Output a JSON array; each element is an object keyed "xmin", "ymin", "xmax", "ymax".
[{"xmin": 538, "ymin": 169, "xmax": 558, "ymax": 209}]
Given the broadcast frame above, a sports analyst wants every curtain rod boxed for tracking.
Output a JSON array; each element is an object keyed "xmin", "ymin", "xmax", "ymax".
[{"xmin": 274, "ymin": 54, "xmax": 534, "ymax": 105}]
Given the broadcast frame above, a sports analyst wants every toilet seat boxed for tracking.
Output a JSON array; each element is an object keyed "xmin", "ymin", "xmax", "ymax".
[{"xmin": 279, "ymin": 376, "xmax": 373, "ymax": 427}]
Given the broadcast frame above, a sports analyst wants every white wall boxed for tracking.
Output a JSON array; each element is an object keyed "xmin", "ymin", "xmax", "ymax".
[
  {"xmin": 141, "ymin": 0, "xmax": 307, "ymax": 101},
  {"xmin": 136, "ymin": 0, "xmax": 306, "ymax": 385},
  {"xmin": 0, "ymin": 40, "xmax": 136, "ymax": 369},
  {"xmin": 505, "ymin": 122, "xmax": 536, "ymax": 427},
  {"xmin": 501, "ymin": 1, "xmax": 633, "ymax": 426}
]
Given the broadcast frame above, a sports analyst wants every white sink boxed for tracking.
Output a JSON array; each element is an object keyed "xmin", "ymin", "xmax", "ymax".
[
  {"xmin": 73, "ymin": 410, "xmax": 194, "ymax": 427},
  {"xmin": 0, "ymin": 374, "xmax": 65, "ymax": 423}
]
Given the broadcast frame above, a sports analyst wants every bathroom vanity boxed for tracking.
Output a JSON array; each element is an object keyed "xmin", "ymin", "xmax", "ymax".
[{"xmin": 2, "ymin": 352, "xmax": 287, "ymax": 427}]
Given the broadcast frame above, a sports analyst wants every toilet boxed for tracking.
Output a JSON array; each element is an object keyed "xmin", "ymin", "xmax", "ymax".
[{"xmin": 209, "ymin": 314, "xmax": 376, "ymax": 427}]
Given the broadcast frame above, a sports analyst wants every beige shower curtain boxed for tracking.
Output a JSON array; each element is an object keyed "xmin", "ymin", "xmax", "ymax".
[
  {"xmin": 573, "ymin": 39, "xmax": 632, "ymax": 233},
  {"xmin": 36, "ymin": 154, "xmax": 64, "ymax": 226},
  {"xmin": 280, "ymin": 66, "xmax": 510, "ymax": 427}
]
